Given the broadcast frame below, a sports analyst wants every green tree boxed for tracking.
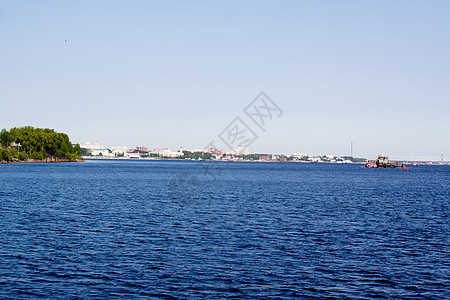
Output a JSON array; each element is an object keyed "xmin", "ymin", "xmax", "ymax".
[
  {"xmin": 80, "ymin": 148, "xmax": 92, "ymax": 156},
  {"xmin": 31, "ymin": 151, "xmax": 44, "ymax": 160},
  {"xmin": 8, "ymin": 147, "xmax": 19, "ymax": 159},
  {"xmin": 18, "ymin": 152, "xmax": 29, "ymax": 161},
  {"xmin": 0, "ymin": 148, "xmax": 12, "ymax": 162},
  {"xmin": 73, "ymin": 144, "xmax": 81, "ymax": 156},
  {"xmin": 0, "ymin": 129, "xmax": 12, "ymax": 147}
]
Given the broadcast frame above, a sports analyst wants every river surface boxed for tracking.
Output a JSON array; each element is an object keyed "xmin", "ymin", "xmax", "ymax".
[{"xmin": 0, "ymin": 160, "xmax": 449, "ymax": 299}]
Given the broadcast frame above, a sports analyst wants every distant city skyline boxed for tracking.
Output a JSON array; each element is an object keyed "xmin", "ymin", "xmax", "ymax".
[
  {"xmin": 1, "ymin": 1, "xmax": 449, "ymax": 160},
  {"xmin": 75, "ymin": 140, "xmax": 447, "ymax": 162}
]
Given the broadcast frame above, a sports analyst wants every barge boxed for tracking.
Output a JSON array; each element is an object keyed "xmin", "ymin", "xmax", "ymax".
[{"xmin": 364, "ymin": 155, "xmax": 409, "ymax": 169}]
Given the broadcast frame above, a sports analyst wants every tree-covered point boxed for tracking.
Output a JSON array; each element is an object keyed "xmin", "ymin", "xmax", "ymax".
[{"xmin": 0, "ymin": 126, "xmax": 82, "ymax": 162}]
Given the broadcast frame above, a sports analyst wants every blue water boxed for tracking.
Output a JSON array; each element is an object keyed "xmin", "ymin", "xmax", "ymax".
[{"xmin": 0, "ymin": 160, "xmax": 449, "ymax": 299}]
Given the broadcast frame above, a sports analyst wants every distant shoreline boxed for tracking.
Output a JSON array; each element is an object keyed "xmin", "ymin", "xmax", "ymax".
[
  {"xmin": 82, "ymin": 156, "xmax": 366, "ymax": 164},
  {"xmin": 81, "ymin": 157, "xmax": 450, "ymax": 165}
]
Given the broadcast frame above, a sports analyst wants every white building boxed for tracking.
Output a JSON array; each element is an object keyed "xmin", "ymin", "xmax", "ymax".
[
  {"xmin": 128, "ymin": 152, "xmax": 141, "ymax": 159},
  {"xmin": 293, "ymin": 152, "xmax": 308, "ymax": 158},
  {"xmin": 91, "ymin": 149, "xmax": 110, "ymax": 156},
  {"xmin": 80, "ymin": 142, "xmax": 104, "ymax": 150},
  {"xmin": 153, "ymin": 148, "xmax": 184, "ymax": 157},
  {"xmin": 110, "ymin": 146, "xmax": 129, "ymax": 155}
]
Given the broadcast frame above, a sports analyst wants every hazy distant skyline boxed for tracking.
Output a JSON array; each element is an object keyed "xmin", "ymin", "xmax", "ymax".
[{"xmin": 1, "ymin": 1, "xmax": 449, "ymax": 160}]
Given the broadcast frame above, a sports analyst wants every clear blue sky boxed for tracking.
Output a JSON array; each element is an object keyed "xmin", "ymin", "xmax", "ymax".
[{"xmin": 1, "ymin": 1, "xmax": 449, "ymax": 159}]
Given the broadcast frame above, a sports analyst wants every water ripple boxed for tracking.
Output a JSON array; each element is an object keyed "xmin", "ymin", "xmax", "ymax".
[{"xmin": 0, "ymin": 161, "xmax": 448, "ymax": 298}]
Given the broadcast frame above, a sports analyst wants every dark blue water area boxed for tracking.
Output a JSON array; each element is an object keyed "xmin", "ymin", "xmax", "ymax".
[{"xmin": 0, "ymin": 160, "xmax": 448, "ymax": 299}]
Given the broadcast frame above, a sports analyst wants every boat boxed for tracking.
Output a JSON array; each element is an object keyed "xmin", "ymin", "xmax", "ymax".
[{"xmin": 364, "ymin": 155, "xmax": 409, "ymax": 169}]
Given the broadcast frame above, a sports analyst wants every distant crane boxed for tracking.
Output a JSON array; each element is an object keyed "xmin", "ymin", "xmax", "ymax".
[{"xmin": 351, "ymin": 141, "xmax": 353, "ymax": 157}]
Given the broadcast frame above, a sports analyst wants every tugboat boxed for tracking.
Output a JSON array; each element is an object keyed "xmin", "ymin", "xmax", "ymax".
[{"xmin": 364, "ymin": 155, "xmax": 409, "ymax": 169}]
